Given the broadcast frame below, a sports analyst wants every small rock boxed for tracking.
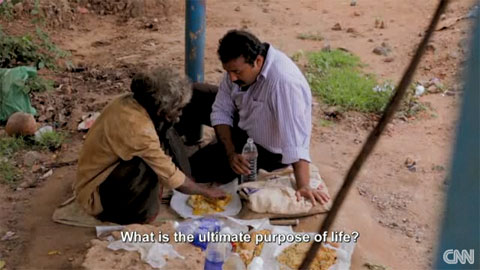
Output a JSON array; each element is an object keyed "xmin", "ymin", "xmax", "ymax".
[
  {"xmin": 35, "ymin": 126, "xmax": 53, "ymax": 142},
  {"xmin": 428, "ymin": 77, "xmax": 443, "ymax": 88},
  {"xmin": 234, "ymin": 6, "xmax": 240, "ymax": 12},
  {"xmin": 373, "ymin": 46, "xmax": 389, "ymax": 56},
  {"xmin": 68, "ymin": 257, "xmax": 74, "ymax": 262},
  {"xmin": 364, "ymin": 263, "xmax": 388, "ymax": 270},
  {"xmin": 427, "ymin": 84, "xmax": 439, "ymax": 93},
  {"xmin": 375, "ymin": 18, "xmax": 386, "ymax": 29},
  {"xmin": 32, "ymin": 164, "xmax": 42, "ymax": 173},
  {"xmin": 76, "ymin": 6, "xmax": 89, "ymax": 14},
  {"xmin": 384, "ymin": 57, "xmax": 394, "ymax": 63},
  {"xmin": 353, "ymin": 11, "xmax": 361, "ymax": 16},
  {"xmin": 448, "ymin": 51, "xmax": 459, "ymax": 60},
  {"xmin": 78, "ymin": 112, "xmax": 101, "ymax": 131},
  {"xmin": 40, "ymin": 169, "xmax": 53, "ymax": 180},
  {"xmin": 331, "ymin": 23, "xmax": 342, "ymax": 31},
  {"xmin": 322, "ymin": 44, "xmax": 331, "ymax": 52},
  {"xmin": 23, "ymin": 151, "xmax": 43, "ymax": 167},
  {"xmin": 426, "ymin": 43, "xmax": 436, "ymax": 52},
  {"xmin": 6, "ymin": 112, "xmax": 37, "ymax": 136},
  {"xmin": 13, "ymin": 2, "xmax": 24, "ymax": 14},
  {"xmin": 405, "ymin": 157, "xmax": 417, "ymax": 172},
  {"xmin": 445, "ymin": 91, "xmax": 456, "ymax": 96},
  {"xmin": 353, "ymin": 138, "xmax": 362, "ymax": 144},
  {"xmin": 406, "ymin": 230, "xmax": 415, "ymax": 238},
  {"xmin": 346, "ymin": 27, "xmax": 356, "ymax": 33},
  {"xmin": 368, "ymin": 38, "xmax": 374, "ymax": 43},
  {"xmin": 440, "ymin": 14, "xmax": 447, "ymax": 20},
  {"xmin": 415, "ymin": 85, "xmax": 425, "ymax": 96},
  {"xmin": 1, "ymin": 231, "xmax": 16, "ymax": 241},
  {"xmin": 350, "ymin": 0, "xmax": 357, "ymax": 6},
  {"xmin": 357, "ymin": 186, "xmax": 367, "ymax": 196}
]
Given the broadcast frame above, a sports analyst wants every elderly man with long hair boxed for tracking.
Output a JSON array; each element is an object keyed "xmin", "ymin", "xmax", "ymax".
[{"xmin": 74, "ymin": 67, "xmax": 225, "ymax": 225}]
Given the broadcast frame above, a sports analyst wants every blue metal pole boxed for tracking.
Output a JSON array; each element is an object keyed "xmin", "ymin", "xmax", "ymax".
[
  {"xmin": 434, "ymin": 12, "xmax": 479, "ymax": 270},
  {"xmin": 185, "ymin": 0, "xmax": 206, "ymax": 83}
]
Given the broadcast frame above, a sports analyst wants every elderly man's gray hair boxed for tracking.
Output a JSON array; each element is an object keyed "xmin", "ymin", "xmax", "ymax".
[{"xmin": 131, "ymin": 67, "xmax": 192, "ymax": 122}]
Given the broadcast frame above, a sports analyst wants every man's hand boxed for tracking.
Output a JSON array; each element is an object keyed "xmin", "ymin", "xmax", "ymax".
[
  {"xmin": 201, "ymin": 186, "xmax": 227, "ymax": 199},
  {"xmin": 176, "ymin": 177, "xmax": 226, "ymax": 199},
  {"xmin": 295, "ymin": 186, "xmax": 330, "ymax": 206},
  {"xmin": 228, "ymin": 153, "xmax": 250, "ymax": 175}
]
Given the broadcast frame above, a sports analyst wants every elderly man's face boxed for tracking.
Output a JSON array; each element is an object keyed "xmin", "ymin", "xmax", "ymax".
[
  {"xmin": 222, "ymin": 55, "xmax": 264, "ymax": 87},
  {"xmin": 160, "ymin": 99, "xmax": 189, "ymax": 123}
]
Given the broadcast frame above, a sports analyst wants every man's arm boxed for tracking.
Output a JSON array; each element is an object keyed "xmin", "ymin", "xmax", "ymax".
[
  {"xmin": 293, "ymin": 160, "xmax": 330, "ymax": 206},
  {"xmin": 270, "ymin": 79, "xmax": 329, "ymax": 205},
  {"xmin": 214, "ymin": 124, "xmax": 250, "ymax": 175},
  {"xmin": 176, "ymin": 176, "xmax": 226, "ymax": 198},
  {"xmin": 214, "ymin": 124, "xmax": 236, "ymax": 158}
]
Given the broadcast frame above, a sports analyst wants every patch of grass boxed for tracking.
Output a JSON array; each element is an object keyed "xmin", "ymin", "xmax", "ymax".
[
  {"xmin": 0, "ymin": 26, "xmax": 69, "ymax": 70},
  {"xmin": 297, "ymin": 32, "xmax": 323, "ymax": 41},
  {"xmin": 291, "ymin": 50, "xmax": 305, "ymax": 62},
  {"xmin": 305, "ymin": 49, "xmax": 391, "ymax": 113},
  {"xmin": 0, "ymin": 159, "xmax": 21, "ymax": 184},
  {"xmin": 35, "ymin": 130, "xmax": 66, "ymax": 150},
  {"xmin": 25, "ymin": 75, "xmax": 55, "ymax": 92},
  {"xmin": 319, "ymin": 119, "xmax": 334, "ymax": 127},
  {"xmin": 0, "ymin": 136, "xmax": 26, "ymax": 157},
  {"xmin": 0, "ymin": 0, "xmax": 21, "ymax": 19},
  {"xmin": 0, "ymin": 136, "xmax": 25, "ymax": 185}
]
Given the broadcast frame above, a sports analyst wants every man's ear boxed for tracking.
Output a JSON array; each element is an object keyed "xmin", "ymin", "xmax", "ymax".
[{"xmin": 254, "ymin": 55, "xmax": 263, "ymax": 68}]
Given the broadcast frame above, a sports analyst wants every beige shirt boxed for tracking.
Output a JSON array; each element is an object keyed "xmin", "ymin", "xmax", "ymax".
[{"xmin": 74, "ymin": 94, "xmax": 185, "ymax": 215}]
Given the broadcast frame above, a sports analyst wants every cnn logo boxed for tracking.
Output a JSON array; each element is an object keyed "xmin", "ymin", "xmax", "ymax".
[{"xmin": 443, "ymin": 249, "xmax": 475, "ymax": 264}]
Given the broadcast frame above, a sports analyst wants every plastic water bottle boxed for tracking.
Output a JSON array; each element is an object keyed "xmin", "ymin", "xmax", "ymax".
[
  {"xmin": 240, "ymin": 138, "xmax": 258, "ymax": 183},
  {"xmin": 176, "ymin": 218, "xmax": 223, "ymax": 250},
  {"xmin": 204, "ymin": 242, "xmax": 231, "ymax": 270},
  {"xmin": 224, "ymin": 253, "xmax": 246, "ymax": 270}
]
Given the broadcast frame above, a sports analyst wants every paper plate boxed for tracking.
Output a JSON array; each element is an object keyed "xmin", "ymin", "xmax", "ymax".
[{"xmin": 170, "ymin": 180, "xmax": 242, "ymax": 219}]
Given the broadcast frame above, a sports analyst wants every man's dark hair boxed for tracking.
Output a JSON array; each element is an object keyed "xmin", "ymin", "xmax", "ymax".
[{"xmin": 217, "ymin": 30, "xmax": 265, "ymax": 65}]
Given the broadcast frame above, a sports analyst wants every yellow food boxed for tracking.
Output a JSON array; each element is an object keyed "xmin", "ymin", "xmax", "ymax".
[
  {"xmin": 235, "ymin": 230, "xmax": 271, "ymax": 266},
  {"xmin": 277, "ymin": 242, "xmax": 337, "ymax": 270},
  {"xmin": 187, "ymin": 194, "xmax": 232, "ymax": 215}
]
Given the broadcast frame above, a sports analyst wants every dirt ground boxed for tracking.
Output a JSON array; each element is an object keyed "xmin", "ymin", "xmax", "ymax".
[{"xmin": 0, "ymin": 0, "xmax": 476, "ymax": 269}]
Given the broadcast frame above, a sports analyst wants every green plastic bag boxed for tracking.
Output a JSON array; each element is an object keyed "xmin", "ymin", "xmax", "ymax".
[{"xmin": 0, "ymin": 66, "xmax": 37, "ymax": 122}]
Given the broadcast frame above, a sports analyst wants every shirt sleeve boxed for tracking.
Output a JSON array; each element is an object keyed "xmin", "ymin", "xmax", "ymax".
[
  {"xmin": 211, "ymin": 74, "xmax": 236, "ymax": 127},
  {"xmin": 270, "ymin": 79, "xmax": 312, "ymax": 164},
  {"xmin": 107, "ymin": 120, "xmax": 186, "ymax": 189}
]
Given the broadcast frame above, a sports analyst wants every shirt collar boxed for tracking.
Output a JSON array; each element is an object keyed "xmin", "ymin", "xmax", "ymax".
[{"xmin": 257, "ymin": 43, "xmax": 274, "ymax": 81}]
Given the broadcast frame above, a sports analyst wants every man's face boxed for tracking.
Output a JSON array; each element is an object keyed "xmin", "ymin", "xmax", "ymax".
[
  {"xmin": 159, "ymin": 98, "xmax": 190, "ymax": 123},
  {"xmin": 222, "ymin": 55, "xmax": 263, "ymax": 87}
]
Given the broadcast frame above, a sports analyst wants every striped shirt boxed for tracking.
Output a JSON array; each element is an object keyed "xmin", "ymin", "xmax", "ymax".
[{"xmin": 211, "ymin": 45, "xmax": 312, "ymax": 164}]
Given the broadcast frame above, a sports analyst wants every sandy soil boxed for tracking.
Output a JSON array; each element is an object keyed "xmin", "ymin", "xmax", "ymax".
[{"xmin": 0, "ymin": 0, "xmax": 476, "ymax": 269}]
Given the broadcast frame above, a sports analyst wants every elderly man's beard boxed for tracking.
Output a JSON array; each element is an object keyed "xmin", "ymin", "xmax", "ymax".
[{"xmin": 165, "ymin": 112, "xmax": 181, "ymax": 123}]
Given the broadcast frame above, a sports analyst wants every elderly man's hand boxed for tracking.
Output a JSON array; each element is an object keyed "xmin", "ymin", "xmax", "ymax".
[
  {"xmin": 295, "ymin": 186, "xmax": 330, "ymax": 206},
  {"xmin": 202, "ymin": 186, "xmax": 227, "ymax": 199},
  {"xmin": 228, "ymin": 153, "xmax": 251, "ymax": 175}
]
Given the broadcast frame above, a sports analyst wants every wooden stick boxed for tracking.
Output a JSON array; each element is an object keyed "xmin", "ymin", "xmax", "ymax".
[{"xmin": 270, "ymin": 219, "xmax": 299, "ymax": 226}]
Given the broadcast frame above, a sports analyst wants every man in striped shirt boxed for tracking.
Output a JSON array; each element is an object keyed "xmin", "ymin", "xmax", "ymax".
[{"xmin": 178, "ymin": 30, "xmax": 329, "ymax": 205}]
